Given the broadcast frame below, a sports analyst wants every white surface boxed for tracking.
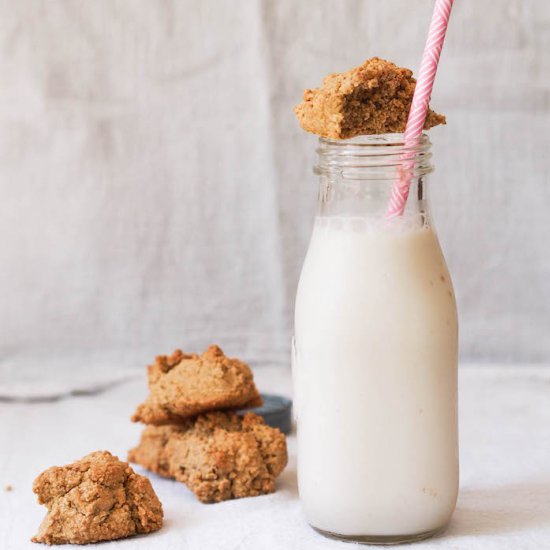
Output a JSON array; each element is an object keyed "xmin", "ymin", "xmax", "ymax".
[
  {"xmin": 1, "ymin": 365, "xmax": 550, "ymax": 549},
  {"xmin": 294, "ymin": 220, "xmax": 458, "ymax": 535},
  {"xmin": 1, "ymin": 0, "xmax": 549, "ymax": 371}
]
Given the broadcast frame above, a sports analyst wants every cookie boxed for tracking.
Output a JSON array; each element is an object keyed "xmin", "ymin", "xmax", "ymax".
[
  {"xmin": 129, "ymin": 412, "xmax": 287, "ymax": 503},
  {"xmin": 132, "ymin": 345, "xmax": 262, "ymax": 425},
  {"xmin": 32, "ymin": 451, "xmax": 163, "ymax": 545},
  {"xmin": 294, "ymin": 57, "xmax": 445, "ymax": 139}
]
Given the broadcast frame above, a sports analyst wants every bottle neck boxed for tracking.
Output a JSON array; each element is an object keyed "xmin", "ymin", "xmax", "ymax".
[{"xmin": 315, "ymin": 134, "xmax": 434, "ymax": 225}]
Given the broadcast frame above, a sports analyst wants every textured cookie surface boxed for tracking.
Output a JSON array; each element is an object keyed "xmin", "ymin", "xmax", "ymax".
[
  {"xmin": 129, "ymin": 412, "xmax": 288, "ymax": 503},
  {"xmin": 132, "ymin": 345, "xmax": 262, "ymax": 425},
  {"xmin": 32, "ymin": 451, "xmax": 163, "ymax": 545},
  {"xmin": 294, "ymin": 57, "xmax": 445, "ymax": 139}
]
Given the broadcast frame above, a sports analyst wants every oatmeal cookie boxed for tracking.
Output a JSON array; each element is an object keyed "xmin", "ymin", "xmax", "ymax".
[
  {"xmin": 132, "ymin": 345, "xmax": 262, "ymax": 425},
  {"xmin": 32, "ymin": 451, "xmax": 163, "ymax": 545},
  {"xmin": 294, "ymin": 57, "xmax": 445, "ymax": 139},
  {"xmin": 129, "ymin": 412, "xmax": 287, "ymax": 503}
]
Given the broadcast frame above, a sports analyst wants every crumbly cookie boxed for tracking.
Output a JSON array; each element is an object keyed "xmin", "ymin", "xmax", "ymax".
[
  {"xmin": 129, "ymin": 412, "xmax": 288, "ymax": 503},
  {"xmin": 294, "ymin": 57, "xmax": 445, "ymax": 139},
  {"xmin": 132, "ymin": 345, "xmax": 262, "ymax": 425},
  {"xmin": 32, "ymin": 451, "xmax": 163, "ymax": 545}
]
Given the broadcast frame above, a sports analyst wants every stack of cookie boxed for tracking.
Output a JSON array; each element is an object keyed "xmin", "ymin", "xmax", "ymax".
[{"xmin": 128, "ymin": 345, "xmax": 288, "ymax": 503}]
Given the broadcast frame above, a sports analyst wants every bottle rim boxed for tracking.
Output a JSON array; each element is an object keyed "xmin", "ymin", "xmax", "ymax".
[{"xmin": 315, "ymin": 133, "xmax": 434, "ymax": 180}]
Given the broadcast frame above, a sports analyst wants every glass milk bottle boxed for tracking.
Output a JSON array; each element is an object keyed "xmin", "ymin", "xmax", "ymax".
[{"xmin": 293, "ymin": 134, "xmax": 459, "ymax": 544}]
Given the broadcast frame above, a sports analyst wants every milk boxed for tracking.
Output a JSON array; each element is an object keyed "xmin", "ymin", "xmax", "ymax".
[{"xmin": 293, "ymin": 216, "xmax": 458, "ymax": 538}]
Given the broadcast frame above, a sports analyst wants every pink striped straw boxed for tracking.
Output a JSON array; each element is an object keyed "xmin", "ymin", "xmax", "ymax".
[{"xmin": 386, "ymin": 0, "xmax": 455, "ymax": 219}]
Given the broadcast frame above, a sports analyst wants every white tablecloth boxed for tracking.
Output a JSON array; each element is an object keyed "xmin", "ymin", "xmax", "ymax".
[{"xmin": 1, "ymin": 365, "xmax": 549, "ymax": 549}]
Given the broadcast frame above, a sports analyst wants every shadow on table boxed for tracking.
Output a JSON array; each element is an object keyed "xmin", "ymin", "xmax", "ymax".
[{"xmin": 446, "ymin": 481, "xmax": 550, "ymax": 538}]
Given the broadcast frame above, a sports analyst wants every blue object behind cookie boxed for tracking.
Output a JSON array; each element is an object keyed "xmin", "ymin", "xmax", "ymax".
[{"xmin": 240, "ymin": 394, "xmax": 293, "ymax": 434}]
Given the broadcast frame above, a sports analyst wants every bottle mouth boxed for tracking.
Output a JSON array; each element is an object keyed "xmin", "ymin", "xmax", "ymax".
[{"xmin": 315, "ymin": 133, "xmax": 434, "ymax": 180}]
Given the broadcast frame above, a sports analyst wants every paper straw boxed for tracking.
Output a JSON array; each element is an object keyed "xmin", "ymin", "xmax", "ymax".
[{"xmin": 386, "ymin": 0, "xmax": 455, "ymax": 219}]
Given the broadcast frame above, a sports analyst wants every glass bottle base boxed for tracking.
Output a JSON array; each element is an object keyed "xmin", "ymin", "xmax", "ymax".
[{"xmin": 312, "ymin": 525, "xmax": 446, "ymax": 545}]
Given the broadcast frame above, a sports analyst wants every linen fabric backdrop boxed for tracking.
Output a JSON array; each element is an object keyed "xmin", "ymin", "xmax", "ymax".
[{"xmin": 1, "ymin": 0, "xmax": 549, "ymax": 388}]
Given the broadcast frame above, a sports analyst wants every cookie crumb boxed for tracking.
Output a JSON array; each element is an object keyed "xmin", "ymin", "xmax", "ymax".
[
  {"xmin": 294, "ymin": 57, "xmax": 445, "ymax": 139},
  {"xmin": 4, "ymin": 484, "xmax": 13, "ymax": 492}
]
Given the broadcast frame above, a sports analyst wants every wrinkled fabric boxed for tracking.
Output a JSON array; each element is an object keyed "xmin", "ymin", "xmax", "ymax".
[
  {"xmin": 2, "ymin": 366, "xmax": 550, "ymax": 549},
  {"xmin": 0, "ymin": 0, "xmax": 548, "ymax": 390}
]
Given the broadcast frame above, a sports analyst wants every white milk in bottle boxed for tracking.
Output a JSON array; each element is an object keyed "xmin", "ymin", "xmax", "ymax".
[{"xmin": 293, "ymin": 135, "xmax": 458, "ymax": 544}]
